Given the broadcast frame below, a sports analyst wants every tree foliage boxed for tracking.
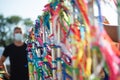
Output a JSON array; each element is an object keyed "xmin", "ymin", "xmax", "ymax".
[
  {"xmin": 0, "ymin": 15, "xmax": 7, "ymax": 47},
  {"xmin": 6, "ymin": 16, "xmax": 22, "ymax": 25},
  {"xmin": 0, "ymin": 14, "xmax": 33, "ymax": 47},
  {"xmin": 24, "ymin": 18, "xmax": 33, "ymax": 26}
]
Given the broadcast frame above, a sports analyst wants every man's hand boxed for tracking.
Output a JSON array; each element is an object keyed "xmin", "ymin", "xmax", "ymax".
[{"xmin": 4, "ymin": 73, "xmax": 10, "ymax": 80}]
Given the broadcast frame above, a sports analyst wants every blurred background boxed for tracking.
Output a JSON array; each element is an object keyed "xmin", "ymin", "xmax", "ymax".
[
  {"xmin": 0, "ymin": 0, "xmax": 119, "ymax": 76},
  {"xmin": 0, "ymin": 0, "xmax": 48, "ymax": 74},
  {"xmin": 0, "ymin": 0, "xmax": 48, "ymax": 47}
]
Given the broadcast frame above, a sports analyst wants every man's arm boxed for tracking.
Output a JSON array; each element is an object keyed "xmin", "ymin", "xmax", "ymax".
[
  {"xmin": 0, "ymin": 56, "xmax": 6, "ymax": 65},
  {"xmin": 0, "ymin": 56, "xmax": 7, "ymax": 73},
  {"xmin": 0, "ymin": 56, "xmax": 10, "ymax": 79}
]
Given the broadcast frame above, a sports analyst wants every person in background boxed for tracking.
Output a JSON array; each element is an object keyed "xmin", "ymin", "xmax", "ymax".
[{"xmin": 0, "ymin": 27, "xmax": 29, "ymax": 80}]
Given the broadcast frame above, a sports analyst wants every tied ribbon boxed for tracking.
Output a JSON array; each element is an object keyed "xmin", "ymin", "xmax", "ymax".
[
  {"xmin": 43, "ymin": 12, "xmax": 50, "ymax": 30},
  {"xmin": 96, "ymin": 0, "xmax": 120, "ymax": 80},
  {"xmin": 75, "ymin": 0, "xmax": 91, "ymax": 28}
]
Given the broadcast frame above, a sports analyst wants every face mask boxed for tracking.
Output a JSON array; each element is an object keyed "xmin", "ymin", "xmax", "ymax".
[{"xmin": 14, "ymin": 33, "xmax": 23, "ymax": 41}]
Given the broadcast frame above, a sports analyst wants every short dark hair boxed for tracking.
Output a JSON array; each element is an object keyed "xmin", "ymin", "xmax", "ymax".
[{"xmin": 14, "ymin": 27, "xmax": 22, "ymax": 32}]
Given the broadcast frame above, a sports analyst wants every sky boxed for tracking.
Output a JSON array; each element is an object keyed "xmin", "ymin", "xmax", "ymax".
[
  {"xmin": 0, "ymin": 0, "xmax": 49, "ymax": 21},
  {"xmin": 94, "ymin": 0, "xmax": 118, "ymax": 25},
  {"xmin": 0, "ymin": 0, "xmax": 118, "ymax": 25}
]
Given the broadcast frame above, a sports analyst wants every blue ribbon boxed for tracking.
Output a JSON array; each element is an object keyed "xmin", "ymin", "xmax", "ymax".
[
  {"xmin": 43, "ymin": 12, "xmax": 50, "ymax": 30},
  {"xmin": 96, "ymin": 0, "xmax": 103, "ymax": 32}
]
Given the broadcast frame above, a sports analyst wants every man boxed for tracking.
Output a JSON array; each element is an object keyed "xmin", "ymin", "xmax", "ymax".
[{"xmin": 0, "ymin": 27, "xmax": 29, "ymax": 80}]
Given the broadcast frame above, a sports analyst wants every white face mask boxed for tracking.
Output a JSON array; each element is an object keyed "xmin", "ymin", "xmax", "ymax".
[{"xmin": 14, "ymin": 33, "xmax": 23, "ymax": 41}]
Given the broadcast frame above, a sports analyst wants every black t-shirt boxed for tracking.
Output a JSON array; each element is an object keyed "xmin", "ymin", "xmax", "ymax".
[{"xmin": 3, "ymin": 43, "xmax": 29, "ymax": 80}]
